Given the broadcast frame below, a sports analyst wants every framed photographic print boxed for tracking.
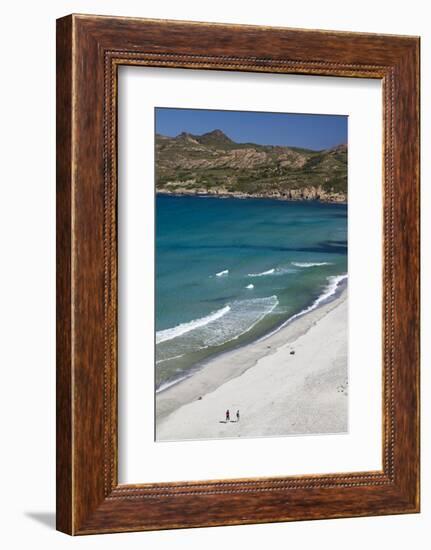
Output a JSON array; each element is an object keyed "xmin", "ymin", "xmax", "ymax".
[
  {"xmin": 56, "ymin": 14, "xmax": 420, "ymax": 535},
  {"xmin": 153, "ymin": 107, "xmax": 349, "ymax": 443}
]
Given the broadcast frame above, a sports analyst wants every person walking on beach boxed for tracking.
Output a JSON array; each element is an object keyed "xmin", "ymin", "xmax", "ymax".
[
  {"xmin": 236, "ymin": 409, "xmax": 240, "ymax": 422},
  {"xmin": 226, "ymin": 409, "xmax": 230, "ymax": 422}
]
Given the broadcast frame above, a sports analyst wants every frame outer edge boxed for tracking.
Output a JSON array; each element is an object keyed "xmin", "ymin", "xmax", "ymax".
[
  {"xmin": 393, "ymin": 38, "xmax": 420, "ymax": 511},
  {"xmin": 56, "ymin": 14, "xmax": 74, "ymax": 535}
]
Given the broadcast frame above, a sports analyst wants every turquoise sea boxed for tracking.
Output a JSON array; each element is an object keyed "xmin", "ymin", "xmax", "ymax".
[{"xmin": 155, "ymin": 195, "xmax": 347, "ymax": 391}]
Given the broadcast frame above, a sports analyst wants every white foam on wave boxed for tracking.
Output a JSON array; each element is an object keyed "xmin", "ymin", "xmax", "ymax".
[
  {"xmin": 215, "ymin": 269, "xmax": 229, "ymax": 277},
  {"xmin": 292, "ymin": 262, "xmax": 332, "ymax": 268},
  {"xmin": 156, "ymin": 296, "xmax": 279, "ymax": 391},
  {"xmin": 258, "ymin": 274, "xmax": 347, "ymax": 342},
  {"xmin": 210, "ymin": 296, "xmax": 278, "ymax": 346},
  {"xmin": 247, "ymin": 268, "xmax": 275, "ymax": 277},
  {"xmin": 156, "ymin": 305, "xmax": 231, "ymax": 344},
  {"xmin": 312, "ymin": 274, "xmax": 347, "ymax": 308},
  {"xmin": 156, "ymin": 296, "xmax": 278, "ymax": 393},
  {"xmin": 246, "ymin": 284, "xmax": 254, "ymax": 289},
  {"xmin": 157, "ymin": 296, "xmax": 278, "ymax": 360},
  {"xmin": 247, "ymin": 267, "xmax": 296, "ymax": 277}
]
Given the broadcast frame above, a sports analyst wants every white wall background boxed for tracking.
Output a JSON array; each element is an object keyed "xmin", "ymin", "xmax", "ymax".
[{"xmin": 0, "ymin": 0, "xmax": 427, "ymax": 548}]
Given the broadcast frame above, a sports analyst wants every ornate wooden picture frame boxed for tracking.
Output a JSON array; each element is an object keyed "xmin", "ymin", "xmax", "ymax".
[{"xmin": 56, "ymin": 14, "xmax": 420, "ymax": 535}]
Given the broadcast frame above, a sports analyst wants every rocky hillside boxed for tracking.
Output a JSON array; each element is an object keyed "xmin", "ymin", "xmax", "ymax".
[{"xmin": 155, "ymin": 129, "xmax": 347, "ymax": 202}]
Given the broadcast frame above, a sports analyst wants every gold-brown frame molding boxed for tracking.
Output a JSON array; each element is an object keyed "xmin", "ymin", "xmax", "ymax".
[{"xmin": 56, "ymin": 14, "xmax": 420, "ymax": 534}]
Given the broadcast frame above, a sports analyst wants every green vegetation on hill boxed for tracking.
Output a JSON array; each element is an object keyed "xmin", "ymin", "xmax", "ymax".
[{"xmin": 155, "ymin": 129, "xmax": 347, "ymax": 202}]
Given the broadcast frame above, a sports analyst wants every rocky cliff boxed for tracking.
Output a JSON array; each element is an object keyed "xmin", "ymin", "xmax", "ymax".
[{"xmin": 155, "ymin": 129, "xmax": 347, "ymax": 202}]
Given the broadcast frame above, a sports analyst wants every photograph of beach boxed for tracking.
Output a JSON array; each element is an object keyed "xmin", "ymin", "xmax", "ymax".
[{"xmin": 154, "ymin": 107, "xmax": 348, "ymax": 442}]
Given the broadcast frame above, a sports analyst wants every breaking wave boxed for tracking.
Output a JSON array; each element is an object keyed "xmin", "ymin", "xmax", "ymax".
[
  {"xmin": 156, "ymin": 296, "xmax": 278, "ymax": 362},
  {"xmin": 156, "ymin": 305, "xmax": 231, "ymax": 344},
  {"xmin": 247, "ymin": 268, "xmax": 275, "ymax": 277},
  {"xmin": 259, "ymin": 274, "xmax": 347, "ymax": 341},
  {"xmin": 292, "ymin": 261, "xmax": 332, "ymax": 268},
  {"xmin": 247, "ymin": 267, "xmax": 296, "ymax": 277}
]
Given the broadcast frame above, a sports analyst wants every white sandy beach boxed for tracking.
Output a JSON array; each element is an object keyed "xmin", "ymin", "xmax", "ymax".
[{"xmin": 156, "ymin": 289, "xmax": 348, "ymax": 441}]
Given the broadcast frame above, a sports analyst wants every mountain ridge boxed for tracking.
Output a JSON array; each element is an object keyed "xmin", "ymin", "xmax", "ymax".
[{"xmin": 155, "ymin": 129, "xmax": 347, "ymax": 202}]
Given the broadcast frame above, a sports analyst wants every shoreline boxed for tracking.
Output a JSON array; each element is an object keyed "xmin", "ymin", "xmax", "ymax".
[
  {"xmin": 156, "ymin": 274, "xmax": 347, "ymax": 394},
  {"xmin": 156, "ymin": 286, "xmax": 348, "ymax": 440},
  {"xmin": 156, "ymin": 190, "xmax": 347, "ymax": 205}
]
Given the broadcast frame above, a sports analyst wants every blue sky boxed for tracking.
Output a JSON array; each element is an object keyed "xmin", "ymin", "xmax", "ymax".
[{"xmin": 155, "ymin": 108, "xmax": 347, "ymax": 151}]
